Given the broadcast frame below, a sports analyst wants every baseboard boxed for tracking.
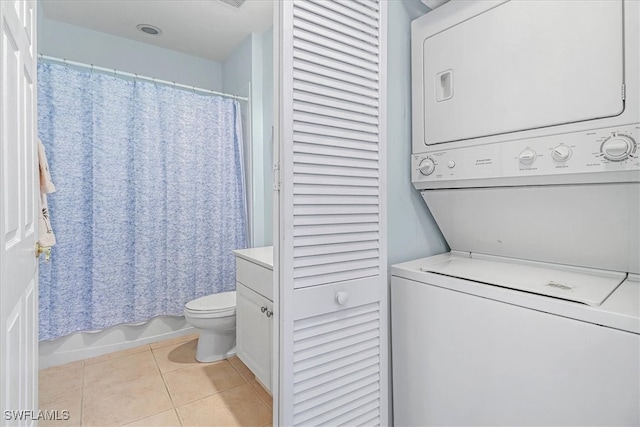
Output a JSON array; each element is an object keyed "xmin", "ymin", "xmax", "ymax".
[{"xmin": 39, "ymin": 316, "xmax": 195, "ymax": 368}]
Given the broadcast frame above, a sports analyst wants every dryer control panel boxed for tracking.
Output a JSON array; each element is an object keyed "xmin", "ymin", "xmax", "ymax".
[{"xmin": 412, "ymin": 125, "xmax": 640, "ymax": 189}]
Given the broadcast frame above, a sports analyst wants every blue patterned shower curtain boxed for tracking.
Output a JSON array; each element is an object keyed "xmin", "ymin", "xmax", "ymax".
[{"xmin": 38, "ymin": 62, "xmax": 248, "ymax": 341}]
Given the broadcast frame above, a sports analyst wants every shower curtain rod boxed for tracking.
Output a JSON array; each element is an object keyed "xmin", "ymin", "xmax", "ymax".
[{"xmin": 38, "ymin": 54, "xmax": 249, "ymax": 102}]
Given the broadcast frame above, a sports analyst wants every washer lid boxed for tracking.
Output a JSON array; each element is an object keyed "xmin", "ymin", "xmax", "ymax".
[
  {"xmin": 185, "ymin": 291, "xmax": 236, "ymax": 312},
  {"xmin": 421, "ymin": 256, "xmax": 625, "ymax": 306}
]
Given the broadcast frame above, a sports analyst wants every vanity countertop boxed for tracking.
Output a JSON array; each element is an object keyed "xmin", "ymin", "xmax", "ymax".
[{"xmin": 233, "ymin": 246, "xmax": 273, "ymax": 270}]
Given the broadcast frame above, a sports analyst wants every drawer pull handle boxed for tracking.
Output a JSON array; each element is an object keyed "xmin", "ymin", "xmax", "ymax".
[
  {"xmin": 261, "ymin": 306, "xmax": 267, "ymax": 313},
  {"xmin": 266, "ymin": 310, "xmax": 273, "ymax": 318}
]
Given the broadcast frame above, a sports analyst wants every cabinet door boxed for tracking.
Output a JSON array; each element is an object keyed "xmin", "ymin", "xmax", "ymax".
[{"xmin": 236, "ymin": 282, "xmax": 272, "ymax": 391}]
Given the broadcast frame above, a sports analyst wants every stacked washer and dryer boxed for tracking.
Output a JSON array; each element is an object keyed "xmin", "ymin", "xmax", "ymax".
[{"xmin": 391, "ymin": 1, "xmax": 640, "ymax": 425}]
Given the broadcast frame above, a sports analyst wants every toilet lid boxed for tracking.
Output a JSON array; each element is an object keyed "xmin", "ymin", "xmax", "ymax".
[{"xmin": 185, "ymin": 291, "xmax": 236, "ymax": 312}]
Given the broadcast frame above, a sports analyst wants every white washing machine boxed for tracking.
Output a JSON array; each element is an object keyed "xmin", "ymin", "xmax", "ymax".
[
  {"xmin": 393, "ymin": 0, "xmax": 640, "ymax": 425},
  {"xmin": 391, "ymin": 252, "xmax": 640, "ymax": 426}
]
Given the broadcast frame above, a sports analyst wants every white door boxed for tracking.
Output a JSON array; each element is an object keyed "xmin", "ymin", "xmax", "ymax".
[
  {"xmin": 275, "ymin": 0, "xmax": 388, "ymax": 424},
  {"xmin": 1, "ymin": 0, "xmax": 39, "ymax": 425}
]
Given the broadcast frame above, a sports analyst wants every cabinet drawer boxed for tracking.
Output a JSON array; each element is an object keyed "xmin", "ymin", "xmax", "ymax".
[{"xmin": 236, "ymin": 257, "xmax": 273, "ymax": 300}]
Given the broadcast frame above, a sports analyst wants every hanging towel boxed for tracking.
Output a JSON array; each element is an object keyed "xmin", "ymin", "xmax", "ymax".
[{"xmin": 38, "ymin": 137, "xmax": 56, "ymax": 247}]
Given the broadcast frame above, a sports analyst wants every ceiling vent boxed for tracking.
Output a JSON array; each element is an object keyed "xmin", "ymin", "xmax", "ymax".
[{"xmin": 219, "ymin": 0, "xmax": 246, "ymax": 8}]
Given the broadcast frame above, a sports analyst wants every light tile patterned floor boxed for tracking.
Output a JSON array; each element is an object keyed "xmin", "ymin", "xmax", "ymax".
[{"xmin": 39, "ymin": 334, "xmax": 272, "ymax": 427}]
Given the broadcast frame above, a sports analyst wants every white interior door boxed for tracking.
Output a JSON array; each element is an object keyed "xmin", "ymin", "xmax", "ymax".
[
  {"xmin": 275, "ymin": 0, "xmax": 388, "ymax": 424},
  {"xmin": 1, "ymin": 0, "xmax": 39, "ymax": 424}
]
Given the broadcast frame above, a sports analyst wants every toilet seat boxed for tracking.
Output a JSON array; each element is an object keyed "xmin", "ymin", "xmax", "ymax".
[{"xmin": 184, "ymin": 291, "xmax": 236, "ymax": 318}]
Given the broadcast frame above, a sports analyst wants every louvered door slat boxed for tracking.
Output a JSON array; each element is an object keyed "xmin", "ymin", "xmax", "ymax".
[
  {"xmin": 294, "ymin": 123, "xmax": 378, "ymax": 142},
  {"xmin": 294, "ymin": 155, "xmax": 377, "ymax": 171},
  {"xmin": 294, "ymin": 173, "xmax": 378, "ymax": 187},
  {"xmin": 294, "ymin": 184, "xmax": 379, "ymax": 195},
  {"xmin": 294, "ymin": 205, "xmax": 378, "ymax": 216},
  {"xmin": 294, "ymin": 69, "xmax": 379, "ymax": 99},
  {"xmin": 293, "ymin": 101, "xmax": 379, "ymax": 126},
  {"xmin": 295, "ymin": 2, "xmax": 379, "ymax": 42},
  {"xmin": 294, "ymin": 269, "xmax": 380, "ymax": 288},
  {"xmin": 294, "ymin": 320, "xmax": 379, "ymax": 353},
  {"xmin": 294, "ymin": 111, "xmax": 379, "ymax": 134},
  {"xmin": 294, "ymin": 50, "xmax": 379, "ymax": 84},
  {"xmin": 294, "ymin": 248, "xmax": 379, "ymax": 267},
  {"xmin": 335, "ymin": 0, "xmax": 380, "ymax": 18},
  {"xmin": 294, "ymin": 133, "xmax": 378, "ymax": 153},
  {"xmin": 351, "ymin": 0, "xmax": 379, "ymax": 12},
  {"xmin": 332, "ymin": 402, "xmax": 381, "ymax": 427},
  {"xmin": 293, "ymin": 27, "xmax": 378, "ymax": 65},
  {"xmin": 294, "ymin": 222, "xmax": 379, "ymax": 236},
  {"xmin": 294, "ymin": 81, "xmax": 378, "ymax": 107},
  {"xmin": 294, "ymin": 389, "xmax": 379, "ymax": 425},
  {"xmin": 293, "ymin": 164, "xmax": 378, "ymax": 179},
  {"xmin": 294, "ymin": 91, "xmax": 378, "ymax": 117},
  {"xmin": 294, "ymin": 231, "xmax": 379, "ymax": 247},
  {"xmin": 293, "ymin": 240, "xmax": 379, "ymax": 258},
  {"xmin": 294, "ymin": 56, "xmax": 379, "ymax": 89},
  {"xmin": 294, "ymin": 213, "xmax": 379, "ymax": 225},
  {"xmin": 295, "ymin": 364, "xmax": 380, "ymax": 405},
  {"xmin": 279, "ymin": 0, "xmax": 387, "ymax": 424},
  {"xmin": 294, "ymin": 258, "xmax": 379, "ymax": 279},
  {"xmin": 293, "ymin": 36, "xmax": 378, "ymax": 73},
  {"xmin": 292, "ymin": 14, "xmax": 378, "ymax": 57},
  {"xmin": 295, "ymin": 307, "xmax": 379, "ymax": 339},
  {"xmin": 308, "ymin": 0, "xmax": 379, "ymax": 28},
  {"xmin": 294, "ymin": 349, "xmax": 380, "ymax": 385},
  {"xmin": 294, "ymin": 194, "xmax": 378, "ymax": 205},
  {"xmin": 295, "ymin": 375, "xmax": 380, "ymax": 416}
]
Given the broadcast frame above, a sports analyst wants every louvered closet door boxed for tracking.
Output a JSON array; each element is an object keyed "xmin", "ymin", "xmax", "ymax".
[{"xmin": 276, "ymin": 1, "xmax": 387, "ymax": 425}]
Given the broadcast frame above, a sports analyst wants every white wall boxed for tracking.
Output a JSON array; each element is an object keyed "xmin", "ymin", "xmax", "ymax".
[
  {"xmin": 387, "ymin": 1, "xmax": 448, "ymax": 266},
  {"xmin": 222, "ymin": 35, "xmax": 253, "ymax": 95},
  {"xmin": 222, "ymin": 29, "xmax": 273, "ymax": 248},
  {"xmin": 38, "ymin": 18, "xmax": 223, "ymax": 90},
  {"xmin": 262, "ymin": 28, "xmax": 274, "ymax": 247}
]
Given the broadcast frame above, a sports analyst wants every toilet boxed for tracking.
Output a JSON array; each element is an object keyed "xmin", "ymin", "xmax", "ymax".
[{"xmin": 183, "ymin": 291, "xmax": 236, "ymax": 363}]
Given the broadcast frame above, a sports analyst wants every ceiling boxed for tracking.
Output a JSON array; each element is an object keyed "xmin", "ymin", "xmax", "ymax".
[{"xmin": 40, "ymin": 0, "xmax": 274, "ymax": 62}]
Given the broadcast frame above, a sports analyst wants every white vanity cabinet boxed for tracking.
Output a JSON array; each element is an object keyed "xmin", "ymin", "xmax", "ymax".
[{"xmin": 232, "ymin": 247, "xmax": 273, "ymax": 392}]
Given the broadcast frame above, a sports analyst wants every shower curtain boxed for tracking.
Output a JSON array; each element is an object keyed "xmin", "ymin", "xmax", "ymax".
[{"xmin": 37, "ymin": 61, "xmax": 248, "ymax": 341}]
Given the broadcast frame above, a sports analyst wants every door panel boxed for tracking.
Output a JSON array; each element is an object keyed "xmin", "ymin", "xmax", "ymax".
[
  {"xmin": 422, "ymin": 0, "xmax": 624, "ymax": 145},
  {"xmin": 277, "ymin": 0, "xmax": 387, "ymax": 424},
  {"xmin": 236, "ymin": 282, "xmax": 273, "ymax": 391},
  {"xmin": 1, "ymin": 0, "xmax": 38, "ymax": 424}
]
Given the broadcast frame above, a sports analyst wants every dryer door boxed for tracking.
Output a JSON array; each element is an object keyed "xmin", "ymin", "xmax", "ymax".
[{"xmin": 422, "ymin": 0, "xmax": 624, "ymax": 145}]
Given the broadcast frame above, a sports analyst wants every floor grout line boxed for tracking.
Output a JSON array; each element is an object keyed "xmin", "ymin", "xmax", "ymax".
[
  {"xmin": 80, "ymin": 360, "xmax": 85, "ymax": 427},
  {"xmin": 172, "ymin": 380, "xmax": 249, "ymax": 411},
  {"xmin": 41, "ymin": 335, "xmax": 271, "ymax": 427},
  {"xmin": 150, "ymin": 343, "xmax": 185, "ymax": 427},
  {"xmin": 173, "ymin": 407, "xmax": 184, "ymax": 427},
  {"xmin": 227, "ymin": 357, "xmax": 255, "ymax": 384},
  {"xmin": 82, "ymin": 350, "xmax": 159, "ymax": 397}
]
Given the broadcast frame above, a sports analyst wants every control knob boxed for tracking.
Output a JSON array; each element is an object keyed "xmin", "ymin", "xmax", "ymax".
[
  {"xmin": 518, "ymin": 149, "xmax": 537, "ymax": 166},
  {"xmin": 551, "ymin": 145, "xmax": 572, "ymax": 162},
  {"xmin": 601, "ymin": 135, "xmax": 636, "ymax": 161},
  {"xmin": 418, "ymin": 157, "xmax": 436, "ymax": 176}
]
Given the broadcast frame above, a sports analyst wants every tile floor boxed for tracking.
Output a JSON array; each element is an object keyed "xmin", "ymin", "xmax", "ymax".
[{"xmin": 39, "ymin": 334, "xmax": 272, "ymax": 427}]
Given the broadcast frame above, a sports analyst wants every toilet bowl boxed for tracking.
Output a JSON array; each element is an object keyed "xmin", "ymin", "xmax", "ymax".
[{"xmin": 183, "ymin": 291, "xmax": 236, "ymax": 363}]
